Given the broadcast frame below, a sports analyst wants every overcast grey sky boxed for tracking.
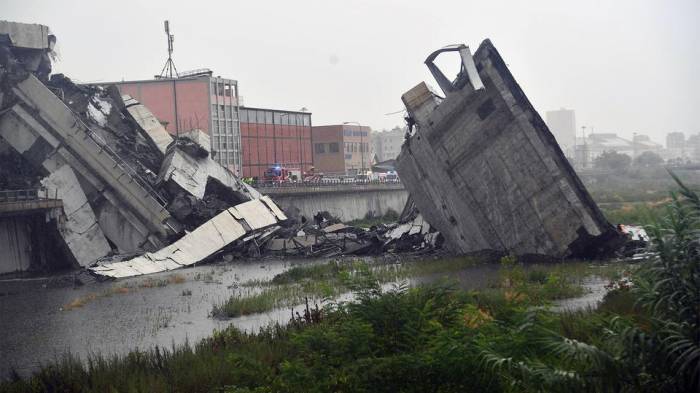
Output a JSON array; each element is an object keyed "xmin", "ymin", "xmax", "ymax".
[{"xmin": 4, "ymin": 0, "xmax": 699, "ymax": 142}]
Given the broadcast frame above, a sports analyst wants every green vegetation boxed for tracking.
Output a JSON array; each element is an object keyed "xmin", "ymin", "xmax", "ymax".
[
  {"xmin": 5, "ymin": 177, "xmax": 700, "ymax": 392},
  {"xmin": 475, "ymin": 175, "xmax": 700, "ymax": 392},
  {"xmin": 584, "ymin": 167, "xmax": 700, "ymax": 204},
  {"xmin": 346, "ymin": 208, "xmax": 400, "ymax": 228},
  {"xmin": 0, "ymin": 260, "xmax": 633, "ymax": 393},
  {"xmin": 214, "ymin": 256, "xmax": 608, "ymax": 319},
  {"xmin": 213, "ymin": 258, "xmax": 470, "ymax": 318},
  {"xmin": 594, "ymin": 150, "xmax": 632, "ymax": 171},
  {"xmin": 601, "ymin": 201, "xmax": 668, "ymax": 226}
]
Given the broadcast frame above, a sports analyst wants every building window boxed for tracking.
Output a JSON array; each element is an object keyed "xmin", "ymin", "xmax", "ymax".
[
  {"xmin": 314, "ymin": 143, "xmax": 325, "ymax": 154},
  {"xmin": 329, "ymin": 142, "xmax": 339, "ymax": 153},
  {"xmin": 303, "ymin": 115, "xmax": 310, "ymax": 127},
  {"xmin": 212, "ymin": 104, "xmax": 218, "ymax": 118},
  {"xmin": 265, "ymin": 111, "xmax": 273, "ymax": 124}
]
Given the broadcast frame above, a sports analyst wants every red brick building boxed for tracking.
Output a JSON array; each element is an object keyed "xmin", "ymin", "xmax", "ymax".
[
  {"xmin": 312, "ymin": 124, "xmax": 372, "ymax": 175},
  {"xmin": 239, "ymin": 107, "xmax": 313, "ymax": 178},
  {"xmin": 106, "ymin": 70, "xmax": 242, "ymax": 173}
]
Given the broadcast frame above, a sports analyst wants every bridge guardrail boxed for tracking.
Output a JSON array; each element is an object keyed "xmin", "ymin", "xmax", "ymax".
[
  {"xmin": 0, "ymin": 188, "xmax": 60, "ymax": 202},
  {"xmin": 252, "ymin": 179, "xmax": 402, "ymax": 188},
  {"xmin": 0, "ymin": 188, "xmax": 63, "ymax": 214}
]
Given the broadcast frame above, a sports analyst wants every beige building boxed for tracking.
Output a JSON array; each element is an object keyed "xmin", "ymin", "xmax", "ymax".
[
  {"xmin": 372, "ymin": 127, "xmax": 405, "ymax": 162},
  {"xmin": 311, "ymin": 124, "xmax": 372, "ymax": 175}
]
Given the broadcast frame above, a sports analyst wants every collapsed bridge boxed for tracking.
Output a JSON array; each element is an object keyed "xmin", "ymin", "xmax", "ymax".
[
  {"xmin": 0, "ymin": 20, "xmax": 443, "ymax": 278},
  {"xmin": 0, "ymin": 21, "xmax": 285, "ymax": 276},
  {"xmin": 0, "ymin": 21, "xmax": 629, "ymax": 278}
]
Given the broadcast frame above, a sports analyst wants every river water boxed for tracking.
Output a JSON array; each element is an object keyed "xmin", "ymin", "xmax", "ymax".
[{"xmin": 0, "ymin": 258, "xmax": 607, "ymax": 378}]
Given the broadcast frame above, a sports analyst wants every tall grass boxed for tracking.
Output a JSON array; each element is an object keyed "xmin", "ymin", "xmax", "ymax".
[
  {"xmin": 601, "ymin": 201, "xmax": 668, "ymax": 226},
  {"xmin": 217, "ymin": 256, "xmax": 604, "ymax": 319}
]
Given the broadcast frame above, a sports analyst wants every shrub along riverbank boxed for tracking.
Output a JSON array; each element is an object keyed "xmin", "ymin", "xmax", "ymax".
[{"xmin": 3, "ymin": 178, "xmax": 699, "ymax": 392}]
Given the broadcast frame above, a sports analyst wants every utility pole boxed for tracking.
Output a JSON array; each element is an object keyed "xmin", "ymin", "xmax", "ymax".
[
  {"xmin": 581, "ymin": 126, "xmax": 588, "ymax": 168},
  {"xmin": 159, "ymin": 20, "xmax": 178, "ymax": 78}
]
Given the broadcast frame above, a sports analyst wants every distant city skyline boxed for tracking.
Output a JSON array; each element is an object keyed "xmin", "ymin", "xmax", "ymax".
[{"xmin": 4, "ymin": 0, "xmax": 698, "ymax": 142}]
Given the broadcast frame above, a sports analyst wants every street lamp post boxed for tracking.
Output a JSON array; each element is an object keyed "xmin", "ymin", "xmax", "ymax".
[{"xmin": 343, "ymin": 121, "xmax": 365, "ymax": 175}]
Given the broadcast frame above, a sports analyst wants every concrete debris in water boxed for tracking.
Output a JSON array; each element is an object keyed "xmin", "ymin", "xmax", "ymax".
[
  {"xmin": 396, "ymin": 41, "xmax": 623, "ymax": 259},
  {"xmin": 264, "ymin": 209, "xmax": 442, "ymax": 257}
]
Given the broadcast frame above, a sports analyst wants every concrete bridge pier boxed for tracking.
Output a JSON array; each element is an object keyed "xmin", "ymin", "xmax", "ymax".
[{"xmin": 0, "ymin": 190, "xmax": 68, "ymax": 274}]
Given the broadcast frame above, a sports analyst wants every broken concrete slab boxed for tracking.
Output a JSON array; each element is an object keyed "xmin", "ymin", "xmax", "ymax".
[
  {"xmin": 158, "ymin": 147, "xmax": 261, "ymax": 201},
  {"xmin": 8, "ymin": 74, "xmax": 177, "ymax": 239},
  {"xmin": 89, "ymin": 197, "xmax": 287, "ymax": 279},
  {"xmin": 41, "ymin": 165, "xmax": 112, "ymax": 266},
  {"xmin": 178, "ymin": 129, "xmax": 210, "ymax": 158},
  {"xmin": 122, "ymin": 94, "xmax": 174, "ymax": 155},
  {"xmin": 0, "ymin": 21, "xmax": 54, "ymax": 81},
  {"xmin": 0, "ymin": 21, "xmax": 54, "ymax": 50},
  {"xmin": 396, "ymin": 41, "xmax": 622, "ymax": 259}
]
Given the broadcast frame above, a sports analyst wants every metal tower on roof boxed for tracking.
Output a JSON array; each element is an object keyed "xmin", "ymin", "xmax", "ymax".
[{"xmin": 158, "ymin": 20, "xmax": 179, "ymax": 78}]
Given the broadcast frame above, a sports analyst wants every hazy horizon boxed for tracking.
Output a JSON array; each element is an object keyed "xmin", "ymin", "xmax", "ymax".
[{"xmin": 4, "ymin": 0, "xmax": 698, "ymax": 143}]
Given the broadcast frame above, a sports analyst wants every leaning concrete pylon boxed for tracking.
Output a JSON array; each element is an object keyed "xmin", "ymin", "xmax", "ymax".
[{"xmin": 396, "ymin": 41, "xmax": 622, "ymax": 259}]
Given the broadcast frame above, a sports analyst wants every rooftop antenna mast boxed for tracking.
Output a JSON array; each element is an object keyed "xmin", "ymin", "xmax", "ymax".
[{"xmin": 159, "ymin": 20, "xmax": 179, "ymax": 78}]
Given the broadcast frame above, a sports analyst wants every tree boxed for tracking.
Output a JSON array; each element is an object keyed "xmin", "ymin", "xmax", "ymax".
[
  {"xmin": 634, "ymin": 151, "xmax": 664, "ymax": 167},
  {"xmin": 593, "ymin": 150, "xmax": 631, "ymax": 171}
]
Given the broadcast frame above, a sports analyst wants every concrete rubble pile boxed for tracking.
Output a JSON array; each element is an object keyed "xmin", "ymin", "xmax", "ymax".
[
  {"xmin": 263, "ymin": 208, "xmax": 443, "ymax": 257},
  {"xmin": 397, "ymin": 41, "xmax": 624, "ymax": 259},
  {"xmin": 0, "ymin": 21, "xmax": 285, "ymax": 278},
  {"xmin": 0, "ymin": 20, "xmax": 443, "ymax": 279}
]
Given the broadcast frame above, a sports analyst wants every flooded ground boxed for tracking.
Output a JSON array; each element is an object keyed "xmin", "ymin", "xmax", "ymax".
[{"xmin": 0, "ymin": 257, "xmax": 611, "ymax": 378}]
